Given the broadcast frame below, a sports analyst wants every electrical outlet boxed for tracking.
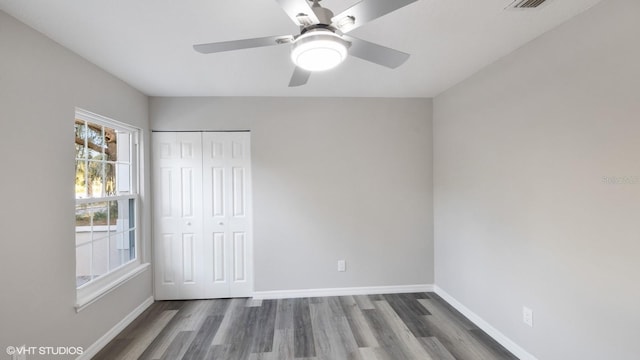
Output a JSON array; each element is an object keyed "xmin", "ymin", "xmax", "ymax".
[
  {"xmin": 337, "ymin": 260, "xmax": 346, "ymax": 272},
  {"xmin": 523, "ymin": 306, "xmax": 533, "ymax": 327}
]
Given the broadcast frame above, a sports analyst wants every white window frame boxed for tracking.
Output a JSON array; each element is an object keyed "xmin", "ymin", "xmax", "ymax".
[{"xmin": 74, "ymin": 108, "xmax": 148, "ymax": 311}]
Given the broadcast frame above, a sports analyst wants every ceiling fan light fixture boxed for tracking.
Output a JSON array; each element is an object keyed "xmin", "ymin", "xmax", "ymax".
[{"xmin": 290, "ymin": 30, "xmax": 349, "ymax": 72}]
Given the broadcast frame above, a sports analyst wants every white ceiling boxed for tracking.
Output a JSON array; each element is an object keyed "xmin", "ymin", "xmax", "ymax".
[{"xmin": 0, "ymin": 0, "xmax": 602, "ymax": 97}]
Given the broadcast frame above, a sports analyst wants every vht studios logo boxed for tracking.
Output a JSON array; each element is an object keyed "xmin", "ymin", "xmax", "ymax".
[{"xmin": 6, "ymin": 345, "xmax": 84, "ymax": 356}]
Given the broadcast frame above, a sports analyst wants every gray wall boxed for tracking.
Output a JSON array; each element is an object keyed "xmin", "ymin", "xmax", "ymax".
[
  {"xmin": 150, "ymin": 97, "xmax": 434, "ymax": 291},
  {"xmin": 433, "ymin": 0, "xmax": 640, "ymax": 359},
  {"xmin": 0, "ymin": 10, "xmax": 152, "ymax": 357}
]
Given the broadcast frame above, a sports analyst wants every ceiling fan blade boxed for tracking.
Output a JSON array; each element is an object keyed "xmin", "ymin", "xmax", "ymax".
[
  {"xmin": 344, "ymin": 35, "xmax": 409, "ymax": 69},
  {"xmin": 193, "ymin": 35, "xmax": 293, "ymax": 54},
  {"xmin": 289, "ymin": 66, "xmax": 311, "ymax": 87},
  {"xmin": 332, "ymin": 0, "xmax": 418, "ymax": 33},
  {"xmin": 275, "ymin": 0, "xmax": 320, "ymax": 26}
]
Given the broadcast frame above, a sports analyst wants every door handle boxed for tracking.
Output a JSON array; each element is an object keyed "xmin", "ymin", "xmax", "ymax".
[
  {"xmin": 186, "ymin": 221, "xmax": 191, "ymax": 226},
  {"xmin": 218, "ymin": 222, "xmax": 224, "ymax": 226}
]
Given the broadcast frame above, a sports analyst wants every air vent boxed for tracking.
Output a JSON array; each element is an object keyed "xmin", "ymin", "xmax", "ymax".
[{"xmin": 508, "ymin": 0, "xmax": 548, "ymax": 9}]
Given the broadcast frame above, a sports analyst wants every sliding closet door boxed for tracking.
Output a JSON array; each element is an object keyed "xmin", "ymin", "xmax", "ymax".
[{"xmin": 153, "ymin": 131, "xmax": 252, "ymax": 300}]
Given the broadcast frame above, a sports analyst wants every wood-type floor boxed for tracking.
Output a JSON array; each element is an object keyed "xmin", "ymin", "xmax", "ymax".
[{"xmin": 94, "ymin": 292, "xmax": 518, "ymax": 360}]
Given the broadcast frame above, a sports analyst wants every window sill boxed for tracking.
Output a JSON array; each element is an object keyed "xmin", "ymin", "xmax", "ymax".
[{"xmin": 75, "ymin": 262, "xmax": 150, "ymax": 312}]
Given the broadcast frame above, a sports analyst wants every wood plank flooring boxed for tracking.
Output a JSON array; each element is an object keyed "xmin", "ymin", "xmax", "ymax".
[{"xmin": 93, "ymin": 292, "xmax": 518, "ymax": 360}]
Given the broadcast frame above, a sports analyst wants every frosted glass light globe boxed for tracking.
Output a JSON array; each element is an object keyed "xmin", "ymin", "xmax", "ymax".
[{"xmin": 291, "ymin": 31, "xmax": 349, "ymax": 72}]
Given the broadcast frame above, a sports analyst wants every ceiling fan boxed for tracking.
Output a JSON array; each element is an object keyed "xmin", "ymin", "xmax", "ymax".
[{"xmin": 193, "ymin": 0, "xmax": 418, "ymax": 87}]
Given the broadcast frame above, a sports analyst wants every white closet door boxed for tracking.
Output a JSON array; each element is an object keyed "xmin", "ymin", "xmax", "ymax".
[
  {"xmin": 202, "ymin": 132, "xmax": 253, "ymax": 297},
  {"xmin": 153, "ymin": 131, "xmax": 252, "ymax": 300},
  {"xmin": 153, "ymin": 132, "xmax": 204, "ymax": 300}
]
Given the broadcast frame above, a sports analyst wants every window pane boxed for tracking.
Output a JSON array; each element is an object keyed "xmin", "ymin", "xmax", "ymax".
[
  {"xmin": 110, "ymin": 200, "xmax": 129, "ymax": 232},
  {"xmin": 105, "ymin": 126, "xmax": 118, "ymax": 162},
  {"xmin": 76, "ymin": 242, "xmax": 92, "ymax": 287},
  {"xmin": 90, "ymin": 202, "xmax": 109, "ymax": 227},
  {"xmin": 75, "ymin": 161, "xmax": 88, "ymax": 199},
  {"xmin": 84, "ymin": 160, "xmax": 103, "ymax": 197},
  {"xmin": 86, "ymin": 121, "xmax": 105, "ymax": 148},
  {"xmin": 108, "ymin": 199, "xmax": 135, "ymax": 270},
  {"xmin": 110, "ymin": 230, "xmax": 134, "ymax": 270},
  {"xmin": 74, "ymin": 121, "xmax": 88, "ymax": 161},
  {"xmin": 116, "ymin": 131, "xmax": 132, "ymax": 164},
  {"xmin": 74, "ymin": 120, "xmax": 85, "ymax": 135},
  {"xmin": 109, "ymin": 201, "xmax": 119, "ymax": 226},
  {"xmin": 128, "ymin": 229, "xmax": 136, "ymax": 260},
  {"xmin": 92, "ymin": 236, "xmax": 109, "ymax": 278},
  {"xmin": 105, "ymin": 162, "xmax": 116, "ymax": 195},
  {"xmin": 84, "ymin": 122, "xmax": 106, "ymax": 158},
  {"xmin": 116, "ymin": 163, "xmax": 131, "ymax": 194},
  {"xmin": 75, "ymin": 203, "xmax": 91, "ymax": 227},
  {"xmin": 128, "ymin": 198, "xmax": 135, "ymax": 229},
  {"xmin": 75, "ymin": 143, "xmax": 85, "ymax": 159}
]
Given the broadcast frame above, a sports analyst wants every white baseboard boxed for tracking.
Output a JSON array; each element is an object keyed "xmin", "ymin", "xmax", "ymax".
[
  {"xmin": 78, "ymin": 296, "xmax": 154, "ymax": 360},
  {"xmin": 434, "ymin": 286, "xmax": 538, "ymax": 360},
  {"xmin": 252, "ymin": 284, "xmax": 434, "ymax": 300}
]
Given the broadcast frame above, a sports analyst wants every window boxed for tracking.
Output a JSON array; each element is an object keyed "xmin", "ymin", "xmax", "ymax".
[{"xmin": 74, "ymin": 109, "xmax": 144, "ymax": 309}]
